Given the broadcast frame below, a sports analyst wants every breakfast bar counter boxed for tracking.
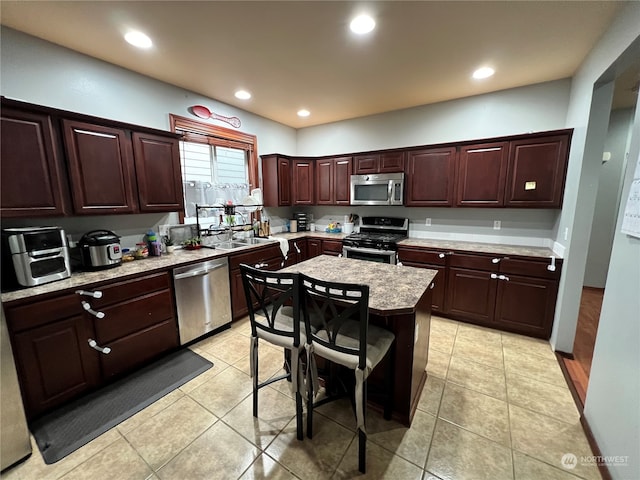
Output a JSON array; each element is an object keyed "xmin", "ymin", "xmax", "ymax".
[{"xmin": 280, "ymin": 255, "xmax": 437, "ymax": 426}]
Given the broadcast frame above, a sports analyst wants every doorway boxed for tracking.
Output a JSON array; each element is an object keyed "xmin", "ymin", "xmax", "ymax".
[{"xmin": 562, "ymin": 61, "xmax": 639, "ymax": 407}]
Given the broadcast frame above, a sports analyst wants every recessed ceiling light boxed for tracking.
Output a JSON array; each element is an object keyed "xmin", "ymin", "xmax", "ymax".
[
  {"xmin": 235, "ymin": 90, "xmax": 251, "ymax": 100},
  {"xmin": 297, "ymin": 109, "xmax": 310, "ymax": 117},
  {"xmin": 350, "ymin": 15, "xmax": 375, "ymax": 34},
  {"xmin": 473, "ymin": 67, "xmax": 495, "ymax": 79},
  {"xmin": 124, "ymin": 31, "xmax": 152, "ymax": 49}
]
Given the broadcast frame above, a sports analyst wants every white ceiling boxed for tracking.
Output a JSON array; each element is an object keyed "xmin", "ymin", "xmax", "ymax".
[{"xmin": 0, "ymin": 1, "xmax": 629, "ymax": 128}]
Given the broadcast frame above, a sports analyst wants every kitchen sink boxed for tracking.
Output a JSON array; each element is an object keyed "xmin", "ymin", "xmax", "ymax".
[
  {"xmin": 240, "ymin": 237, "xmax": 274, "ymax": 245},
  {"xmin": 214, "ymin": 241, "xmax": 251, "ymax": 250}
]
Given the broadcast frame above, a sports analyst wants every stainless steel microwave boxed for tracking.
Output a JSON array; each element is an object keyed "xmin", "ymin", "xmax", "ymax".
[{"xmin": 350, "ymin": 173, "xmax": 404, "ymax": 206}]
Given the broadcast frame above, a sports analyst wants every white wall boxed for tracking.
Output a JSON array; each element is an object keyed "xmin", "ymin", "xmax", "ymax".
[
  {"xmin": 0, "ymin": 26, "xmax": 297, "ymax": 241},
  {"xmin": 550, "ymin": 2, "xmax": 640, "ymax": 478},
  {"xmin": 585, "ymin": 97, "xmax": 640, "ymax": 480},
  {"xmin": 296, "ymin": 79, "xmax": 571, "ymax": 156},
  {"xmin": 583, "ymin": 107, "xmax": 635, "ymax": 287},
  {"xmin": 292, "ymin": 79, "xmax": 572, "ymax": 246}
]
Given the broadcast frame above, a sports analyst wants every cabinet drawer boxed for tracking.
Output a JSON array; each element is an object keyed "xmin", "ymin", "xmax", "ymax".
[
  {"xmin": 499, "ymin": 258, "xmax": 561, "ymax": 280},
  {"xmin": 229, "ymin": 245, "xmax": 282, "ymax": 270},
  {"xmin": 90, "ymin": 272, "xmax": 171, "ymax": 308},
  {"xmin": 94, "ymin": 289, "xmax": 174, "ymax": 344},
  {"xmin": 98, "ymin": 319, "xmax": 178, "ymax": 379},
  {"xmin": 398, "ymin": 248, "xmax": 447, "ymax": 266},
  {"xmin": 322, "ymin": 239, "xmax": 343, "ymax": 253},
  {"xmin": 6, "ymin": 293, "xmax": 82, "ymax": 333},
  {"xmin": 448, "ymin": 253, "xmax": 498, "ymax": 271}
]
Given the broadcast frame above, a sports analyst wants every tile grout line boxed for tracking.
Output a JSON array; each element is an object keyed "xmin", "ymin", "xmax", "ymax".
[{"xmin": 501, "ymin": 332, "xmax": 517, "ymax": 480}]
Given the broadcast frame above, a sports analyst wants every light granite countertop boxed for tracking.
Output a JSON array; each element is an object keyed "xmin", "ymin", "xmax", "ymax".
[
  {"xmin": 280, "ymin": 255, "xmax": 437, "ymax": 315},
  {"xmin": 1, "ymin": 242, "xmax": 278, "ymax": 304},
  {"xmin": 1, "ymin": 231, "xmax": 556, "ymax": 304}
]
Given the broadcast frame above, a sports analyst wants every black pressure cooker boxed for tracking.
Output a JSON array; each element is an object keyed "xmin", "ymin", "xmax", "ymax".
[{"xmin": 79, "ymin": 230, "xmax": 122, "ymax": 269}]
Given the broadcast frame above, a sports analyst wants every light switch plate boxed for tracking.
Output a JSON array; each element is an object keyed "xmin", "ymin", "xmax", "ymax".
[
  {"xmin": 493, "ymin": 220, "xmax": 501, "ymax": 230},
  {"xmin": 425, "ymin": 218, "xmax": 431, "ymax": 226}
]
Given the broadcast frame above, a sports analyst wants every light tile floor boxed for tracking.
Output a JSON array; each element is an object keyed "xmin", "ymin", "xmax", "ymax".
[{"xmin": 3, "ymin": 316, "xmax": 601, "ymax": 480}]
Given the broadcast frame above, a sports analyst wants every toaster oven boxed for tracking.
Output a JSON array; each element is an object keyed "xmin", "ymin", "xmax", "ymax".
[{"xmin": 1, "ymin": 227, "xmax": 71, "ymax": 288}]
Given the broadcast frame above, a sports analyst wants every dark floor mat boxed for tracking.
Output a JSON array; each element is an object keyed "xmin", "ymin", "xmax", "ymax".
[{"xmin": 31, "ymin": 348, "xmax": 213, "ymax": 464}]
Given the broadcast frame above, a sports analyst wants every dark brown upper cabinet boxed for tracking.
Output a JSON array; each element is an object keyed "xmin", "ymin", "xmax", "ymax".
[
  {"xmin": 262, "ymin": 155, "xmax": 291, "ymax": 207},
  {"xmin": 456, "ymin": 142, "xmax": 509, "ymax": 207},
  {"xmin": 292, "ymin": 159, "xmax": 314, "ymax": 205},
  {"xmin": 405, "ymin": 147, "xmax": 457, "ymax": 207},
  {"xmin": 316, "ymin": 156, "xmax": 352, "ymax": 205},
  {"xmin": 1, "ymin": 108, "xmax": 68, "ymax": 217},
  {"xmin": 132, "ymin": 132, "xmax": 184, "ymax": 212},
  {"xmin": 505, "ymin": 134, "xmax": 569, "ymax": 208},
  {"xmin": 354, "ymin": 152, "xmax": 405, "ymax": 174},
  {"xmin": 63, "ymin": 119, "xmax": 137, "ymax": 215}
]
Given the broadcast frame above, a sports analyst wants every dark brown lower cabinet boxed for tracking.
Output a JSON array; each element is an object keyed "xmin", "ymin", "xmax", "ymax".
[
  {"xmin": 493, "ymin": 274, "xmax": 558, "ymax": 338},
  {"xmin": 321, "ymin": 239, "xmax": 342, "ymax": 256},
  {"xmin": 5, "ymin": 271, "xmax": 179, "ymax": 419},
  {"xmin": 307, "ymin": 239, "xmax": 322, "ymax": 258},
  {"xmin": 229, "ymin": 245, "xmax": 284, "ymax": 319},
  {"xmin": 11, "ymin": 312, "xmax": 100, "ymax": 418},
  {"xmin": 444, "ymin": 255, "xmax": 561, "ymax": 339},
  {"xmin": 446, "ymin": 267, "xmax": 497, "ymax": 324},
  {"xmin": 397, "ymin": 247, "xmax": 447, "ymax": 314}
]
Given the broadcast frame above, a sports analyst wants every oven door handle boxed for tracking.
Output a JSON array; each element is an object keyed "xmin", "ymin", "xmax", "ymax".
[{"xmin": 343, "ymin": 246, "xmax": 396, "ymax": 257}]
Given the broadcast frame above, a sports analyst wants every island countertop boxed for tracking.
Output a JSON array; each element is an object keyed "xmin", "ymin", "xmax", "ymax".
[{"xmin": 279, "ymin": 255, "xmax": 437, "ymax": 315}]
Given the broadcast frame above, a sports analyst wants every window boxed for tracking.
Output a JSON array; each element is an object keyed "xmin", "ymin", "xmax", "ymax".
[{"xmin": 170, "ymin": 114, "xmax": 259, "ymax": 222}]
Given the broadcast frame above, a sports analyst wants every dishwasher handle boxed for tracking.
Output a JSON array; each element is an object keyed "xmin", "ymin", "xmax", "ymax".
[{"xmin": 174, "ymin": 263, "xmax": 226, "ymax": 280}]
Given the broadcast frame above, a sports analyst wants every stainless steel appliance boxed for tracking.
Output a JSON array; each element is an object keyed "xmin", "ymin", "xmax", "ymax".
[
  {"xmin": 293, "ymin": 212, "xmax": 310, "ymax": 231},
  {"xmin": 342, "ymin": 217, "xmax": 409, "ymax": 264},
  {"xmin": 173, "ymin": 257, "xmax": 232, "ymax": 344},
  {"xmin": 350, "ymin": 173, "xmax": 404, "ymax": 206},
  {"xmin": 1, "ymin": 226, "xmax": 71, "ymax": 288},
  {"xmin": 1, "ymin": 305, "xmax": 32, "ymax": 470},
  {"xmin": 78, "ymin": 230, "xmax": 122, "ymax": 270}
]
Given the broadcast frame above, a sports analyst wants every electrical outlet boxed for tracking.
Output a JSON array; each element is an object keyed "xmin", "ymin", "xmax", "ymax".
[
  {"xmin": 493, "ymin": 220, "xmax": 501, "ymax": 230},
  {"xmin": 425, "ymin": 218, "xmax": 431, "ymax": 226},
  {"xmin": 564, "ymin": 227, "xmax": 569, "ymax": 240}
]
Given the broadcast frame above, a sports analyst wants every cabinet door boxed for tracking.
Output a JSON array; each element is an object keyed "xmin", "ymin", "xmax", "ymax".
[
  {"xmin": 12, "ymin": 315, "xmax": 100, "ymax": 418},
  {"xmin": 1, "ymin": 108, "xmax": 67, "ymax": 217},
  {"xmin": 505, "ymin": 134, "xmax": 569, "ymax": 207},
  {"xmin": 334, "ymin": 157, "xmax": 352, "ymax": 205},
  {"xmin": 262, "ymin": 155, "xmax": 290, "ymax": 207},
  {"xmin": 322, "ymin": 239, "xmax": 343, "ymax": 256},
  {"xmin": 494, "ymin": 274, "xmax": 558, "ymax": 339},
  {"xmin": 354, "ymin": 154, "xmax": 379, "ymax": 174},
  {"xmin": 406, "ymin": 147, "xmax": 457, "ymax": 206},
  {"xmin": 292, "ymin": 159, "xmax": 314, "ymax": 205},
  {"xmin": 457, "ymin": 142, "xmax": 508, "ymax": 207},
  {"xmin": 63, "ymin": 119, "xmax": 137, "ymax": 214},
  {"xmin": 379, "ymin": 152, "xmax": 405, "ymax": 173},
  {"xmin": 445, "ymin": 267, "xmax": 496, "ymax": 324},
  {"xmin": 230, "ymin": 268, "xmax": 247, "ymax": 319},
  {"xmin": 315, "ymin": 159, "xmax": 334, "ymax": 205},
  {"xmin": 132, "ymin": 132, "xmax": 184, "ymax": 212},
  {"xmin": 307, "ymin": 239, "xmax": 322, "ymax": 258},
  {"xmin": 399, "ymin": 261, "xmax": 446, "ymax": 313}
]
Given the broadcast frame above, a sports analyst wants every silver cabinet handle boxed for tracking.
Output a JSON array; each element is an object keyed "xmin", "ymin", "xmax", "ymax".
[
  {"xmin": 76, "ymin": 289, "xmax": 103, "ymax": 298},
  {"xmin": 294, "ymin": 242, "xmax": 301, "ymax": 254},
  {"xmin": 254, "ymin": 262, "xmax": 268, "ymax": 268},
  {"xmin": 81, "ymin": 301, "xmax": 105, "ymax": 319},
  {"xmin": 438, "ymin": 253, "xmax": 445, "ymax": 258},
  {"xmin": 499, "ymin": 275, "xmax": 510, "ymax": 281},
  {"xmin": 430, "ymin": 283, "xmax": 435, "ymax": 289},
  {"xmin": 88, "ymin": 339, "xmax": 111, "ymax": 354},
  {"xmin": 491, "ymin": 273, "xmax": 498, "ymax": 279},
  {"xmin": 492, "ymin": 258, "xmax": 501, "ymax": 264}
]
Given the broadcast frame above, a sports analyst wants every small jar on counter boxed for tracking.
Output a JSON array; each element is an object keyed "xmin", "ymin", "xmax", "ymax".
[
  {"xmin": 134, "ymin": 242, "xmax": 149, "ymax": 259},
  {"xmin": 121, "ymin": 248, "xmax": 135, "ymax": 262}
]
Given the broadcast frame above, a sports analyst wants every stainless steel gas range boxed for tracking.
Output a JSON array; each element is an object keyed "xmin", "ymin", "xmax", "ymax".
[{"xmin": 342, "ymin": 217, "xmax": 408, "ymax": 264}]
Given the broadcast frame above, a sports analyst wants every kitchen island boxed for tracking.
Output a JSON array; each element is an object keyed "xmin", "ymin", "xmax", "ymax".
[{"xmin": 280, "ymin": 255, "xmax": 437, "ymax": 426}]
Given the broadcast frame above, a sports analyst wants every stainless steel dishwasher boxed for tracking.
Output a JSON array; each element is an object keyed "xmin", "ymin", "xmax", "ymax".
[{"xmin": 173, "ymin": 257, "xmax": 232, "ymax": 345}]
